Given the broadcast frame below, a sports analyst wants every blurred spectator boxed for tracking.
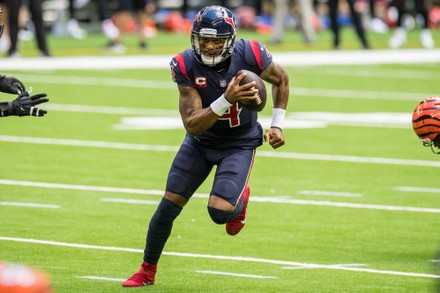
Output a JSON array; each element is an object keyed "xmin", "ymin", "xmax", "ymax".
[
  {"xmin": 270, "ymin": 0, "xmax": 316, "ymax": 44},
  {"xmin": 5, "ymin": 0, "xmax": 50, "ymax": 57},
  {"xmin": 389, "ymin": 0, "xmax": 434, "ymax": 48},
  {"xmin": 105, "ymin": 0, "xmax": 157, "ymax": 53},
  {"xmin": 299, "ymin": 0, "xmax": 316, "ymax": 43},
  {"xmin": 0, "ymin": 1, "xmax": 10, "ymax": 52},
  {"xmin": 327, "ymin": 0, "xmax": 370, "ymax": 49},
  {"xmin": 95, "ymin": 0, "xmax": 119, "ymax": 41},
  {"xmin": 0, "ymin": 262, "xmax": 53, "ymax": 292},
  {"xmin": 0, "ymin": 1, "xmax": 35, "ymax": 52},
  {"xmin": 368, "ymin": 0, "xmax": 388, "ymax": 34},
  {"xmin": 67, "ymin": 0, "xmax": 88, "ymax": 39}
]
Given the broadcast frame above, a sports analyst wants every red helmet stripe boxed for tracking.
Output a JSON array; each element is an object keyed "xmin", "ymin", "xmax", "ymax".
[{"xmin": 225, "ymin": 17, "xmax": 235, "ymax": 28}]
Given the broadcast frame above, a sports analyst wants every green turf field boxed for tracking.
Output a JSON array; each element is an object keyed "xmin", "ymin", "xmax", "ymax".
[{"xmin": 1, "ymin": 28, "xmax": 440, "ymax": 292}]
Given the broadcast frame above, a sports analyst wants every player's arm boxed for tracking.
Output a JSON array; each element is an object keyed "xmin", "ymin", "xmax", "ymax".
[
  {"xmin": 178, "ymin": 74, "xmax": 258, "ymax": 136},
  {"xmin": 178, "ymin": 84, "xmax": 219, "ymax": 136},
  {"xmin": 260, "ymin": 61, "xmax": 289, "ymax": 149},
  {"xmin": 0, "ymin": 74, "xmax": 25, "ymax": 94}
]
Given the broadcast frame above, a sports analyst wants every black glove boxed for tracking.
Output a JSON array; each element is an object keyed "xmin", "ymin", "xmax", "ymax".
[
  {"xmin": 0, "ymin": 91, "xmax": 49, "ymax": 117},
  {"xmin": 0, "ymin": 74, "xmax": 26, "ymax": 94}
]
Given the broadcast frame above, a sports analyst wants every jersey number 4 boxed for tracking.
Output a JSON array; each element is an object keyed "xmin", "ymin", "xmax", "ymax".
[{"xmin": 219, "ymin": 103, "xmax": 241, "ymax": 128}]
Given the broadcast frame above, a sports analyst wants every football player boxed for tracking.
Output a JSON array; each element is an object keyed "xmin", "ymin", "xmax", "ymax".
[
  {"xmin": 0, "ymin": 7, "xmax": 48, "ymax": 117},
  {"xmin": 412, "ymin": 97, "xmax": 440, "ymax": 154},
  {"xmin": 123, "ymin": 5, "xmax": 290, "ymax": 287}
]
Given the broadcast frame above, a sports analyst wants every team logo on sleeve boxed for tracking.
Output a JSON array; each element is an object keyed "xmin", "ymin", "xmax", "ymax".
[
  {"xmin": 170, "ymin": 66, "xmax": 176, "ymax": 82},
  {"xmin": 260, "ymin": 44, "xmax": 271, "ymax": 58}
]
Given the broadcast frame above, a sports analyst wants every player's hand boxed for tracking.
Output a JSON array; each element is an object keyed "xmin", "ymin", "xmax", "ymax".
[
  {"xmin": 224, "ymin": 72, "xmax": 259, "ymax": 104},
  {"xmin": 264, "ymin": 127, "xmax": 285, "ymax": 149},
  {"xmin": 0, "ymin": 75, "xmax": 26, "ymax": 94},
  {"xmin": 9, "ymin": 90, "xmax": 49, "ymax": 117}
]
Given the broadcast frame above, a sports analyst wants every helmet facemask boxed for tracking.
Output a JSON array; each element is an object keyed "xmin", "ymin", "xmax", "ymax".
[{"xmin": 192, "ymin": 32, "xmax": 235, "ymax": 66}]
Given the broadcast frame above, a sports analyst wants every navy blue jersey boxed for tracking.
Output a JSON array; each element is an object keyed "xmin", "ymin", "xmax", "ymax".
[{"xmin": 170, "ymin": 39, "xmax": 273, "ymax": 149}]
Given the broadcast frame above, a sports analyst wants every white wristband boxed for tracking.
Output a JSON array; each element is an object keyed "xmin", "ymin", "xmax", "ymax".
[
  {"xmin": 271, "ymin": 108, "xmax": 286, "ymax": 130},
  {"xmin": 210, "ymin": 94, "xmax": 232, "ymax": 116}
]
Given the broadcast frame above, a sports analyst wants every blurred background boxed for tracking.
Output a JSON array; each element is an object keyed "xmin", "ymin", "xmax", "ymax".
[{"xmin": 0, "ymin": 0, "xmax": 439, "ymax": 57}]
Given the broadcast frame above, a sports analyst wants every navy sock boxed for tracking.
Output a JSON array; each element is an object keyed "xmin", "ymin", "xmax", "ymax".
[
  {"xmin": 207, "ymin": 197, "xmax": 244, "ymax": 224},
  {"xmin": 144, "ymin": 198, "xmax": 182, "ymax": 264}
]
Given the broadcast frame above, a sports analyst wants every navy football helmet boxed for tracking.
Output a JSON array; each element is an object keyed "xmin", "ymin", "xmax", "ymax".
[{"xmin": 191, "ymin": 6, "xmax": 237, "ymax": 66}]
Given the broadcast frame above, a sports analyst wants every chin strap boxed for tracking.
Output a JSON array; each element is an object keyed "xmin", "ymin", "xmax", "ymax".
[
  {"xmin": 430, "ymin": 144, "xmax": 440, "ymax": 154},
  {"xmin": 421, "ymin": 135, "xmax": 440, "ymax": 155}
]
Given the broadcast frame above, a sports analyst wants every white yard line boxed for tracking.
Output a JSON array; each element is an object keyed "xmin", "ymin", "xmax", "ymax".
[
  {"xmin": 1, "ymin": 135, "xmax": 439, "ymax": 167},
  {"xmin": 253, "ymin": 197, "xmax": 440, "ymax": 213},
  {"xmin": 101, "ymin": 198, "xmax": 159, "ymax": 205},
  {"xmin": 1, "ymin": 179, "xmax": 440, "ymax": 214},
  {"xmin": 298, "ymin": 190, "xmax": 362, "ymax": 198},
  {"xmin": 0, "ymin": 202, "xmax": 60, "ymax": 208},
  {"xmin": 1, "ymin": 49, "xmax": 439, "ymax": 71},
  {"xmin": 77, "ymin": 276, "xmax": 125, "ymax": 282},
  {"xmin": 195, "ymin": 270, "xmax": 278, "ymax": 279},
  {"xmin": 12, "ymin": 75, "xmax": 433, "ymax": 101},
  {"xmin": 0, "ymin": 236, "xmax": 438, "ymax": 279},
  {"xmin": 282, "ymin": 263, "xmax": 367, "ymax": 269},
  {"xmin": 394, "ymin": 186, "xmax": 440, "ymax": 194}
]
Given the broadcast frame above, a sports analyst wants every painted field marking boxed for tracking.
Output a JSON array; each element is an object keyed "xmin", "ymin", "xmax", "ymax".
[
  {"xmin": 394, "ymin": 186, "xmax": 440, "ymax": 194},
  {"xmin": 2, "ymin": 49, "xmax": 439, "ymax": 71},
  {"xmin": 299, "ymin": 190, "xmax": 362, "ymax": 198},
  {"xmin": 77, "ymin": 276, "xmax": 125, "ymax": 282},
  {"xmin": 195, "ymin": 270, "xmax": 278, "ymax": 279},
  {"xmin": 15, "ymin": 69, "xmax": 434, "ymax": 101},
  {"xmin": 283, "ymin": 263, "xmax": 367, "ymax": 270},
  {"xmin": 45, "ymin": 103, "xmax": 180, "ymax": 116},
  {"xmin": 1, "ymin": 180, "xmax": 440, "ymax": 214},
  {"xmin": 0, "ymin": 202, "xmax": 60, "ymax": 209},
  {"xmin": 0, "ymin": 179, "xmax": 164, "ymax": 195},
  {"xmin": 113, "ymin": 112, "xmax": 410, "ymax": 131},
  {"xmin": 316, "ymin": 67, "xmax": 439, "ymax": 80},
  {"xmin": 253, "ymin": 196, "xmax": 440, "ymax": 213},
  {"xmin": 1, "ymin": 236, "xmax": 439, "ymax": 279},
  {"xmin": 101, "ymin": 198, "xmax": 159, "ymax": 205},
  {"xmin": 1, "ymin": 135, "xmax": 439, "ymax": 168}
]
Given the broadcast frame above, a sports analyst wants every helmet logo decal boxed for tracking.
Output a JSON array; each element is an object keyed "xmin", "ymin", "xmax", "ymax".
[{"xmin": 225, "ymin": 17, "xmax": 235, "ymax": 28}]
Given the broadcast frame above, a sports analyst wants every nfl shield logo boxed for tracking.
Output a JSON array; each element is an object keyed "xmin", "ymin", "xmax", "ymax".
[{"xmin": 219, "ymin": 80, "xmax": 227, "ymax": 88}]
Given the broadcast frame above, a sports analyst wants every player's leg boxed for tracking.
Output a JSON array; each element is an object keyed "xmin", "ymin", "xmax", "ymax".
[
  {"xmin": 346, "ymin": 0, "xmax": 369, "ymax": 49},
  {"xmin": 123, "ymin": 135, "xmax": 213, "ymax": 287},
  {"xmin": 5, "ymin": 0, "xmax": 20, "ymax": 56},
  {"xmin": 132, "ymin": 0, "xmax": 149, "ymax": 49},
  {"xmin": 327, "ymin": 0, "xmax": 340, "ymax": 49},
  {"xmin": 416, "ymin": 0, "xmax": 434, "ymax": 48},
  {"xmin": 389, "ymin": 0, "xmax": 407, "ymax": 48},
  {"xmin": 28, "ymin": 0, "xmax": 50, "ymax": 56},
  {"xmin": 208, "ymin": 148, "xmax": 256, "ymax": 235}
]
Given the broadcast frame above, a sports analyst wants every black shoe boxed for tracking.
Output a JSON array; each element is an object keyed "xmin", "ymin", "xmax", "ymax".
[
  {"xmin": 6, "ymin": 51, "xmax": 19, "ymax": 58},
  {"xmin": 40, "ymin": 51, "xmax": 51, "ymax": 57},
  {"xmin": 139, "ymin": 41, "xmax": 148, "ymax": 50}
]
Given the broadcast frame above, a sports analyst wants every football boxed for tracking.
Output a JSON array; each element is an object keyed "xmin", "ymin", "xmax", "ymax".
[{"xmin": 237, "ymin": 70, "xmax": 267, "ymax": 112}]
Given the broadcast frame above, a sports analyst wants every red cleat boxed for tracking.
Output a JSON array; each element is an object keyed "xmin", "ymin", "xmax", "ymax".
[
  {"xmin": 226, "ymin": 186, "xmax": 250, "ymax": 236},
  {"xmin": 122, "ymin": 261, "xmax": 156, "ymax": 287}
]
